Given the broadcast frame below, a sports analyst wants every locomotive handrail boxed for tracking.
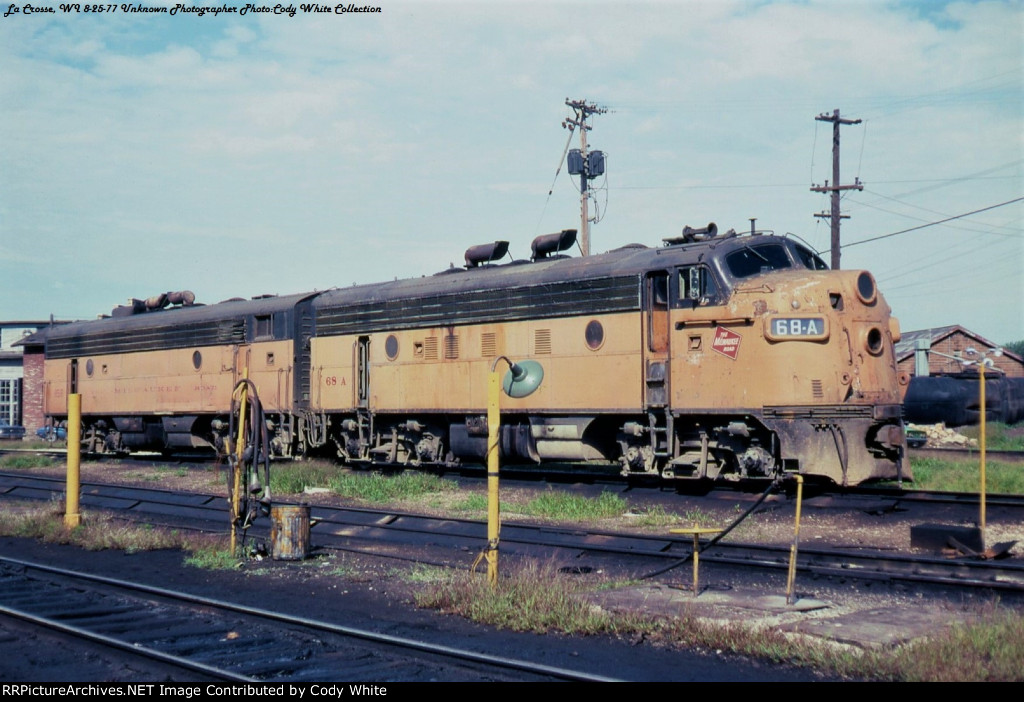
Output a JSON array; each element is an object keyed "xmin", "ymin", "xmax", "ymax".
[{"xmin": 674, "ymin": 317, "xmax": 753, "ymax": 328}]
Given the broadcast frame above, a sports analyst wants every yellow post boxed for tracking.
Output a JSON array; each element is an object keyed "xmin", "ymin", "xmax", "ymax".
[
  {"xmin": 64, "ymin": 393, "xmax": 81, "ymax": 528},
  {"xmin": 231, "ymin": 369, "xmax": 249, "ymax": 555},
  {"xmin": 979, "ymin": 364, "xmax": 986, "ymax": 541},
  {"xmin": 785, "ymin": 475, "xmax": 803, "ymax": 605},
  {"xmin": 486, "ymin": 369, "xmax": 501, "ymax": 586}
]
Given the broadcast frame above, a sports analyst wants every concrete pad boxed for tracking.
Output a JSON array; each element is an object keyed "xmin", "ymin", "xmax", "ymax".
[
  {"xmin": 779, "ymin": 605, "xmax": 971, "ymax": 648},
  {"xmin": 588, "ymin": 585, "xmax": 967, "ymax": 650}
]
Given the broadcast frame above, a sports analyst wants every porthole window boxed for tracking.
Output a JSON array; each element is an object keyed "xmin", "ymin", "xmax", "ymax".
[
  {"xmin": 192, "ymin": 350, "xmax": 202, "ymax": 370},
  {"xmin": 385, "ymin": 334, "xmax": 399, "ymax": 361},
  {"xmin": 585, "ymin": 320, "xmax": 605, "ymax": 350},
  {"xmin": 85, "ymin": 359, "xmax": 94, "ymax": 376}
]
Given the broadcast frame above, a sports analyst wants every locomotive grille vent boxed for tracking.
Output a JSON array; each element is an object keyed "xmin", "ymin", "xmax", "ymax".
[
  {"xmin": 481, "ymin": 332, "xmax": 496, "ymax": 357},
  {"xmin": 444, "ymin": 334, "xmax": 459, "ymax": 359},
  {"xmin": 46, "ymin": 319, "xmax": 246, "ymax": 359},
  {"xmin": 423, "ymin": 336, "xmax": 438, "ymax": 360},
  {"xmin": 315, "ymin": 276, "xmax": 640, "ymax": 337},
  {"xmin": 812, "ymin": 379, "xmax": 824, "ymax": 399},
  {"xmin": 534, "ymin": 329, "xmax": 552, "ymax": 355}
]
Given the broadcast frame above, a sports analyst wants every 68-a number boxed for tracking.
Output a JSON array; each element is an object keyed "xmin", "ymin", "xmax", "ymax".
[{"xmin": 325, "ymin": 376, "xmax": 338, "ymax": 386}]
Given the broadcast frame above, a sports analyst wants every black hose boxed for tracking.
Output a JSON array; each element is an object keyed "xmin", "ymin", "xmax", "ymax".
[{"xmin": 638, "ymin": 478, "xmax": 782, "ymax": 580}]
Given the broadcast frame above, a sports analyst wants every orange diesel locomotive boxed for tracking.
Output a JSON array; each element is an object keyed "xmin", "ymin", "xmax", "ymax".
[{"xmin": 39, "ymin": 224, "xmax": 908, "ymax": 486}]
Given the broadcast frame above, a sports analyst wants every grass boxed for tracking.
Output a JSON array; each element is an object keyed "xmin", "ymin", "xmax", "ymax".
[
  {"xmin": 514, "ymin": 490, "xmax": 626, "ymax": 520},
  {"xmin": 908, "ymin": 457, "xmax": 1024, "ymax": 494},
  {"xmin": 270, "ymin": 460, "xmax": 460, "ymax": 503},
  {"xmin": 880, "ymin": 607, "xmax": 1024, "ymax": 681},
  {"xmin": 623, "ymin": 504, "xmax": 680, "ymax": 528},
  {"xmin": 448, "ymin": 488, "xmax": 683, "ymax": 525},
  {"xmin": 415, "ymin": 560, "xmax": 1024, "ymax": 681},
  {"xmin": 13, "ymin": 439, "xmax": 62, "ymax": 450},
  {"xmin": 184, "ymin": 547, "xmax": 241, "ymax": 570},
  {"xmin": 269, "ymin": 459, "xmax": 341, "ymax": 494},
  {"xmin": 0, "ymin": 501, "xmax": 232, "ymax": 568},
  {"xmin": 959, "ymin": 422, "xmax": 1024, "ymax": 452},
  {"xmin": 327, "ymin": 471, "xmax": 459, "ymax": 503},
  {"xmin": 0, "ymin": 454, "xmax": 56, "ymax": 470},
  {"xmin": 452, "ymin": 493, "xmax": 489, "ymax": 513},
  {"xmin": 0, "ymin": 502, "xmax": 199, "ymax": 553}
]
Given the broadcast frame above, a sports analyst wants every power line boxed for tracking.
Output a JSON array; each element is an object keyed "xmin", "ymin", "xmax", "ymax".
[{"xmin": 838, "ymin": 197, "xmax": 1024, "ymax": 251}]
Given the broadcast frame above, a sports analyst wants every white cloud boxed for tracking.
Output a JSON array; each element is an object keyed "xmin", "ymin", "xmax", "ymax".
[{"xmin": 1, "ymin": 0, "xmax": 1021, "ymax": 340}]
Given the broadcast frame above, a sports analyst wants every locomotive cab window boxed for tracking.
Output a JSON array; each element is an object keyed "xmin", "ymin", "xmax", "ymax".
[
  {"xmin": 725, "ymin": 244, "xmax": 792, "ymax": 279},
  {"xmin": 794, "ymin": 244, "xmax": 829, "ymax": 270}
]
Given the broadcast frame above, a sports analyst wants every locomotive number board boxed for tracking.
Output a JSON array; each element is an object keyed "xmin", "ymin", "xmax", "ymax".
[{"xmin": 765, "ymin": 316, "xmax": 828, "ymax": 341}]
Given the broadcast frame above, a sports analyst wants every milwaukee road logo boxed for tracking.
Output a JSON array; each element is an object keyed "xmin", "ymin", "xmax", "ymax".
[{"xmin": 712, "ymin": 326, "xmax": 741, "ymax": 360}]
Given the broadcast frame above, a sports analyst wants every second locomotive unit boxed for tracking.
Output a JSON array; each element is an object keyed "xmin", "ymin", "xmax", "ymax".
[{"xmin": 37, "ymin": 223, "xmax": 909, "ymax": 486}]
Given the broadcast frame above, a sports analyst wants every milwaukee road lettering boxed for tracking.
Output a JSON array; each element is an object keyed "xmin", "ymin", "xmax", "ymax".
[{"xmin": 711, "ymin": 326, "xmax": 741, "ymax": 360}]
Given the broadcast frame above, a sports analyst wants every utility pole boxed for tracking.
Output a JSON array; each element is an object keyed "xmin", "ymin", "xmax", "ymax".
[
  {"xmin": 810, "ymin": 109, "xmax": 863, "ymax": 269},
  {"xmin": 562, "ymin": 98, "xmax": 607, "ymax": 256}
]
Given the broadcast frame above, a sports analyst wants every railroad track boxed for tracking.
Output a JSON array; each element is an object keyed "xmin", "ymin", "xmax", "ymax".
[
  {"xmin": 0, "ymin": 555, "xmax": 618, "ymax": 682},
  {"xmin": 1, "ymin": 471, "xmax": 1022, "ymax": 594}
]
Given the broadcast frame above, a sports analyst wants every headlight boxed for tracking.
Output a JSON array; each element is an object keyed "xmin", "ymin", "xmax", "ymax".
[{"xmin": 856, "ymin": 271, "xmax": 876, "ymax": 305}]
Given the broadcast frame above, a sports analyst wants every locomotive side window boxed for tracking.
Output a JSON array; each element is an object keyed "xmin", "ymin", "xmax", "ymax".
[
  {"xmin": 585, "ymin": 320, "xmax": 604, "ymax": 350},
  {"xmin": 678, "ymin": 266, "xmax": 720, "ymax": 305},
  {"xmin": 385, "ymin": 334, "xmax": 399, "ymax": 360},
  {"xmin": 725, "ymin": 244, "xmax": 792, "ymax": 279},
  {"xmin": 254, "ymin": 315, "xmax": 273, "ymax": 340},
  {"xmin": 795, "ymin": 244, "xmax": 829, "ymax": 270}
]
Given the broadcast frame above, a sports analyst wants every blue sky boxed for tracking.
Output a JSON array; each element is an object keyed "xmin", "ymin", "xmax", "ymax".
[{"xmin": 2, "ymin": 0, "xmax": 1021, "ymax": 344}]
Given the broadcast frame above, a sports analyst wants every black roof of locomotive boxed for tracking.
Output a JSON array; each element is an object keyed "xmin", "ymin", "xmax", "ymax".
[
  {"xmin": 39, "ymin": 291, "xmax": 315, "ymax": 359},
  {"xmin": 33, "ymin": 231, "xmax": 813, "ymax": 354},
  {"xmin": 309, "ymin": 231, "xmax": 788, "ymax": 336}
]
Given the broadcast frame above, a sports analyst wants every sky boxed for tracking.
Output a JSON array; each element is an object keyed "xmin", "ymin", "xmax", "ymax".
[{"xmin": 1, "ymin": 0, "xmax": 1022, "ymax": 345}]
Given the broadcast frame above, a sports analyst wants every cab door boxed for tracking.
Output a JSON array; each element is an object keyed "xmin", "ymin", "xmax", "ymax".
[
  {"xmin": 356, "ymin": 336, "xmax": 370, "ymax": 409},
  {"xmin": 643, "ymin": 271, "xmax": 670, "ymax": 407}
]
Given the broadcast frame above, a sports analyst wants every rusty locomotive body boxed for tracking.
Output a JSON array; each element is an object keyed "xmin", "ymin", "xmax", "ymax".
[{"xmin": 39, "ymin": 225, "xmax": 909, "ymax": 485}]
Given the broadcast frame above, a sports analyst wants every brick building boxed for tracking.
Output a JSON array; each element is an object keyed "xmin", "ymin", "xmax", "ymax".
[
  {"xmin": 895, "ymin": 325, "xmax": 1024, "ymax": 379},
  {"xmin": 0, "ymin": 321, "xmax": 52, "ymax": 432}
]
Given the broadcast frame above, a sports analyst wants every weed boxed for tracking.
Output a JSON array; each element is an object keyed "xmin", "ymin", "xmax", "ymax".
[
  {"xmin": 453, "ymin": 493, "xmax": 489, "ymax": 513},
  {"xmin": 0, "ymin": 455, "xmax": 56, "ymax": 470},
  {"xmin": 908, "ymin": 457, "xmax": 1024, "ymax": 494},
  {"xmin": 517, "ymin": 490, "xmax": 626, "ymax": 520},
  {"xmin": 680, "ymin": 507, "xmax": 717, "ymax": 526},
  {"xmin": 270, "ymin": 460, "xmax": 339, "ymax": 494},
  {"xmin": 326, "ymin": 471, "xmax": 458, "ymax": 503},
  {"xmin": 184, "ymin": 547, "xmax": 241, "ymax": 570},
  {"xmin": 0, "ymin": 502, "xmax": 192, "ymax": 553},
  {"xmin": 416, "ymin": 561, "xmax": 618, "ymax": 635},
  {"xmin": 415, "ymin": 560, "xmax": 1024, "ymax": 681},
  {"xmin": 623, "ymin": 504, "xmax": 678, "ymax": 528},
  {"xmin": 403, "ymin": 564, "xmax": 446, "ymax": 584},
  {"xmin": 959, "ymin": 423, "xmax": 1024, "ymax": 452}
]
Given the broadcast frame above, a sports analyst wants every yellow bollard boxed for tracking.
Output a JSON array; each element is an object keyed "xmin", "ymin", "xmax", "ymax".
[
  {"xmin": 231, "ymin": 368, "xmax": 249, "ymax": 556},
  {"xmin": 485, "ymin": 369, "xmax": 500, "ymax": 586},
  {"xmin": 669, "ymin": 526, "xmax": 724, "ymax": 595},
  {"xmin": 785, "ymin": 475, "xmax": 804, "ymax": 605},
  {"xmin": 979, "ymin": 363, "xmax": 987, "ymax": 543},
  {"xmin": 64, "ymin": 393, "xmax": 81, "ymax": 528}
]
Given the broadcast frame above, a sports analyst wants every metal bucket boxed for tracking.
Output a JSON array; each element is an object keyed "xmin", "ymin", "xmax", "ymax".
[{"xmin": 270, "ymin": 504, "xmax": 310, "ymax": 560}]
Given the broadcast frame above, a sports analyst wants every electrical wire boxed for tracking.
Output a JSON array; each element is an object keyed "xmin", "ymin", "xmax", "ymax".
[
  {"xmin": 534, "ymin": 125, "xmax": 577, "ymax": 237},
  {"xmin": 838, "ymin": 197, "xmax": 1024, "ymax": 251}
]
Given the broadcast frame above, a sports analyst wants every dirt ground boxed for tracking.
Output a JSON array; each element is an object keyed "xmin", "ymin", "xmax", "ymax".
[{"xmin": 1, "ymin": 457, "xmax": 1022, "ymax": 682}]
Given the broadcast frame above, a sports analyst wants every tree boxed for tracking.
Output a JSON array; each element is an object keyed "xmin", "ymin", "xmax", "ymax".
[{"xmin": 1004, "ymin": 339, "xmax": 1024, "ymax": 358}]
